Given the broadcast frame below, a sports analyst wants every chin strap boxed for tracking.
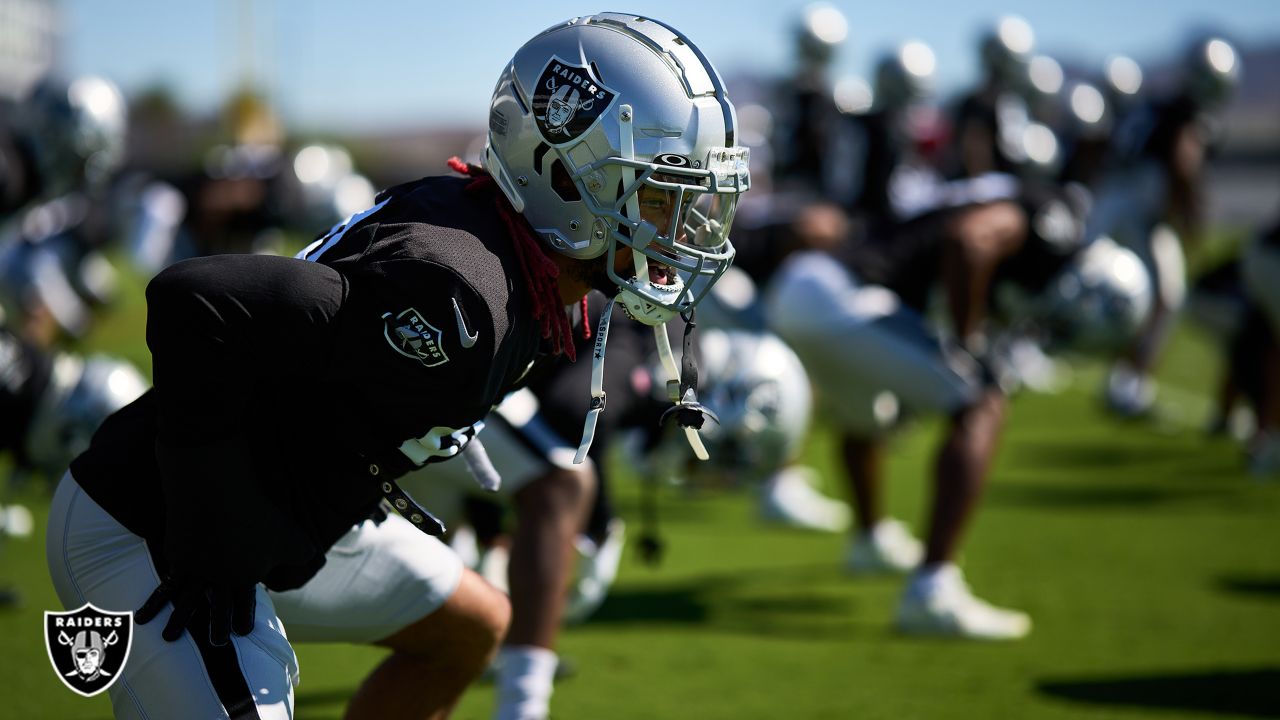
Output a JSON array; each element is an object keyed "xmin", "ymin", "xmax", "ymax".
[
  {"xmin": 573, "ymin": 297, "xmax": 618, "ymax": 464},
  {"xmin": 656, "ymin": 309, "xmax": 718, "ymax": 460}
]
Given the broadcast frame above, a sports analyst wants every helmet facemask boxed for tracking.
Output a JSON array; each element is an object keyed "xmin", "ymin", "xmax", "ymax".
[{"xmin": 588, "ymin": 129, "xmax": 748, "ymax": 326}]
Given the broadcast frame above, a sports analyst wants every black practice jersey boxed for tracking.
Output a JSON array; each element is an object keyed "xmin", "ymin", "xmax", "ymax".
[
  {"xmin": 1110, "ymin": 93, "xmax": 1203, "ymax": 169},
  {"xmin": 845, "ymin": 110, "xmax": 901, "ymax": 226},
  {"xmin": 71, "ymin": 175, "xmax": 544, "ymax": 587}
]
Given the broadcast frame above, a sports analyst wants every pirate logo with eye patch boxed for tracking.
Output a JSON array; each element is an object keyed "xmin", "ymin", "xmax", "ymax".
[
  {"xmin": 45, "ymin": 604, "xmax": 133, "ymax": 697},
  {"xmin": 533, "ymin": 57, "xmax": 618, "ymax": 145}
]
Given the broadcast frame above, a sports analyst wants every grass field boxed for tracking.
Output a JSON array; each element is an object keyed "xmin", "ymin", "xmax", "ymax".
[{"xmin": 2, "ymin": 262, "xmax": 1279, "ymax": 719}]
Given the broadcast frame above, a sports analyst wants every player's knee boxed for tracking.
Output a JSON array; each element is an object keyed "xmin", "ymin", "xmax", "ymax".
[
  {"xmin": 949, "ymin": 202, "xmax": 1026, "ymax": 259},
  {"xmin": 516, "ymin": 465, "xmax": 595, "ymax": 518},
  {"xmin": 457, "ymin": 580, "xmax": 511, "ymax": 669}
]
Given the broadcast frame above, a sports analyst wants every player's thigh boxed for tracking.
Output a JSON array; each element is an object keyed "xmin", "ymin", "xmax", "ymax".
[
  {"xmin": 790, "ymin": 312, "xmax": 977, "ymax": 420},
  {"xmin": 268, "ymin": 514, "xmax": 464, "ymax": 644},
  {"xmin": 47, "ymin": 474, "xmax": 297, "ymax": 720},
  {"xmin": 373, "ymin": 567, "xmax": 510, "ymax": 661}
]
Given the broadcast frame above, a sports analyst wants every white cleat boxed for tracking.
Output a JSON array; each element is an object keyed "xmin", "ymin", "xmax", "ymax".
[
  {"xmin": 1004, "ymin": 337, "xmax": 1070, "ymax": 394},
  {"xmin": 758, "ymin": 466, "xmax": 850, "ymax": 533},
  {"xmin": 1106, "ymin": 364, "xmax": 1156, "ymax": 418},
  {"xmin": 895, "ymin": 564, "xmax": 1031, "ymax": 640},
  {"xmin": 845, "ymin": 518, "xmax": 923, "ymax": 575},
  {"xmin": 564, "ymin": 519, "xmax": 626, "ymax": 625}
]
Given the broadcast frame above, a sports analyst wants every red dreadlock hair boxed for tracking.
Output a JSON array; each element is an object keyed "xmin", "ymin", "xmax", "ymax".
[{"xmin": 446, "ymin": 157, "xmax": 589, "ymax": 360}]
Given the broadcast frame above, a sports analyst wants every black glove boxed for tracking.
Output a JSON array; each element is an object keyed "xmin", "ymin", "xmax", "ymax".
[
  {"xmin": 147, "ymin": 435, "xmax": 316, "ymax": 643},
  {"xmin": 136, "ymin": 575, "xmax": 256, "ymax": 645}
]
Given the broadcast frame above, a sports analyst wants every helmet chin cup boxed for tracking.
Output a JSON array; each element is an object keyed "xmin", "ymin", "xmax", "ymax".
[{"xmin": 617, "ymin": 283, "xmax": 681, "ymax": 326}]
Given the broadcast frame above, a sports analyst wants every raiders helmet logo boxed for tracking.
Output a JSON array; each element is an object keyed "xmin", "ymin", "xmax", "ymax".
[
  {"xmin": 382, "ymin": 308, "xmax": 450, "ymax": 367},
  {"xmin": 45, "ymin": 604, "xmax": 133, "ymax": 697},
  {"xmin": 533, "ymin": 57, "xmax": 618, "ymax": 145}
]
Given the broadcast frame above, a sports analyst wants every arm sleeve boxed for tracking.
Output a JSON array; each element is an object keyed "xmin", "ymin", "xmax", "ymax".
[
  {"xmin": 144, "ymin": 254, "xmax": 348, "ymax": 584},
  {"xmin": 145, "ymin": 253, "xmax": 347, "ymax": 444}
]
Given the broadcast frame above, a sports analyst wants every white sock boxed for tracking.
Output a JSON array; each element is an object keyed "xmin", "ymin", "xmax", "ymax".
[
  {"xmin": 907, "ymin": 562, "xmax": 961, "ymax": 600},
  {"xmin": 494, "ymin": 645, "xmax": 557, "ymax": 720}
]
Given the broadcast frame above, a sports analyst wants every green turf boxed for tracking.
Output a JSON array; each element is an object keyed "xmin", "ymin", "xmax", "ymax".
[{"xmin": 2, "ymin": 261, "xmax": 1278, "ymax": 719}]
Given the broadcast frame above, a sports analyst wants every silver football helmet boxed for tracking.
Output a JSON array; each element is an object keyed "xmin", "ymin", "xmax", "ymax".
[
  {"xmin": 794, "ymin": 3, "xmax": 849, "ymax": 69},
  {"xmin": 696, "ymin": 329, "xmax": 812, "ymax": 477},
  {"xmin": 874, "ymin": 41, "xmax": 937, "ymax": 112},
  {"xmin": 15, "ymin": 75, "xmax": 128, "ymax": 198},
  {"xmin": 980, "ymin": 16, "xmax": 1035, "ymax": 88},
  {"xmin": 1183, "ymin": 37, "xmax": 1241, "ymax": 109},
  {"xmin": 1035, "ymin": 236, "xmax": 1154, "ymax": 354},
  {"xmin": 484, "ymin": 13, "xmax": 750, "ymax": 326},
  {"xmin": 24, "ymin": 354, "xmax": 148, "ymax": 477},
  {"xmin": 1065, "ymin": 81, "xmax": 1112, "ymax": 140}
]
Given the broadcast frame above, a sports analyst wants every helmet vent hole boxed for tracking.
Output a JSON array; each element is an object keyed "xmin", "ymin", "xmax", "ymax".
[
  {"xmin": 550, "ymin": 159, "xmax": 581, "ymax": 202},
  {"xmin": 533, "ymin": 142, "xmax": 551, "ymax": 176}
]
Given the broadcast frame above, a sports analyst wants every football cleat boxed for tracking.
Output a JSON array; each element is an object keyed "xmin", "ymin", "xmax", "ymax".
[
  {"xmin": 896, "ymin": 564, "xmax": 1031, "ymax": 640},
  {"xmin": 1105, "ymin": 363, "xmax": 1156, "ymax": 418},
  {"xmin": 758, "ymin": 466, "xmax": 850, "ymax": 533},
  {"xmin": 564, "ymin": 519, "xmax": 626, "ymax": 625},
  {"xmin": 845, "ymin": 518, "xmax": 923, "ymax": 574}
]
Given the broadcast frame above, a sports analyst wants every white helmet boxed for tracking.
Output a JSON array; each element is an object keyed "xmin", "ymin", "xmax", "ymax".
[
  {"xmin": 15, "ymin": 75, "xmax": 128, "ymax": 198},
  {"xmin": 1036, "ymin": 236, "xmax": 1153, "ymax": 354},
  {"xmin": 874, "ymin": 41, "xmax": 937, "ymax": 112},
  {"xmin": 484, "ymin": 13, "xmax": 750, "ymax": 326},
  {"xmin": 980, "ymin": 16, "xmax": 1035, "ymax": 88},
  {"xmin": 696, "ymin": 329, "xmax": 812, "ymax": 477},
  {"xmin": 794, "ymin": 3, "xmax": 849, "ymax": 68},
  {"xmin": 25, "ymin": 354, "xmax": 148, "ymax": 477},
  {"xmin": 1183, "ymin": 36, "xmax": 1241, "ymax": 110}
]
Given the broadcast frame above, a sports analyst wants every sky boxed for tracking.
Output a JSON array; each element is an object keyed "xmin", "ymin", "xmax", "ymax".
[{"xmin": 59, "ymin": 0, "xmax": 1280, "ymax": 133}]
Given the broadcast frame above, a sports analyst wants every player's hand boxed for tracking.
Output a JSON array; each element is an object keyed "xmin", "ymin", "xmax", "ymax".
[{"xmin": 136, "ymin": 576, "xmax": 256, "ymax": 645}]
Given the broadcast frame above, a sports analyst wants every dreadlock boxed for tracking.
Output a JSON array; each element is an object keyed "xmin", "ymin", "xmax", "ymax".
[{"xmin": 446, "ymin": 157, "xmax": 588, "ymax": 360}]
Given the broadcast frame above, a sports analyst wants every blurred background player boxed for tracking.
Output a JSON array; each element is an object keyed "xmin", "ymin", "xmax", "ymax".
[
  {"xmin": 772, "ymin": 3, "xmax": 855, "ymax": 202},
  {"xmin": 1189, "ymin": 214, "xmax": 1280, "ymax": 476},
  {"xmin": 0, "ymin": 75, "xmax": 128, "ymax": 347},
  {"xmin": 1091, "ymin": 36, "xmax": 1242, "ymax": 417}
]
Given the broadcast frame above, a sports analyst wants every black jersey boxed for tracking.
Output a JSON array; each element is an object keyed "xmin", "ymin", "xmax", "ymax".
[
  {"xmin": 950, "ymin": 90, "xmax": 1029, "ymax": 178},
  {"xmin": 71, "ymin": 175, "xmax": 543, "ymax": 588},
  {"xmin": 846, "ymin": 110, "xmax": 901, "ymax": 225},
  {"xmin": 992, "ymin": 183, "xmax": 1090, "ymax": 296},
  {"xmin": 1110, "ymin": 93, "xmax": 1203, "ymax": 169}
]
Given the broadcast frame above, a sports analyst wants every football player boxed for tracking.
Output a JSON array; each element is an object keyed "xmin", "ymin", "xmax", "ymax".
[
  {"xmin": 1092, "ymin": 37, "xmax": 1241, "ymax": 416},
  {"xmin": 46, "ymin": 14, "xmax": 749, "ymax": 720},
  {"xmin": 1241, "ymin": 219, "xmax": 1280, "ymax": 476},
  {"xmin": 0, "ymin": 75, "xmax": 129, "ymax": 346}
]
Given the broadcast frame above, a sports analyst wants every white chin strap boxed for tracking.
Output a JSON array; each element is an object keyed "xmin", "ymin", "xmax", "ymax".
[
  {"xmin": 573, "ymin": 103, "xmax": 708, "ymax": 463},
  {"xmin": 574, "ymin": 298, "xmax": 616, "ymax": 464},
  {"xmin": 653, "ymin": 320, "xmax": 711, "ymax": 461},
  {"xmin": 571, "ymin": 295, "xmax": 710, "ymax": 463}
]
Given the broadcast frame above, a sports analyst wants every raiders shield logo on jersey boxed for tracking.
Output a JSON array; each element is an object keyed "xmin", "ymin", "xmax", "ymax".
[
  {"xmin": 383, "ymin": 308, "xmax": 450, "ymax": 367},
  {"xmin": 45, "ymin": 604, "xmax": 133, "ymax": 697},
  {"xmin": 533, "ymin": 57, "xmax": 617, "ymax": 145}
]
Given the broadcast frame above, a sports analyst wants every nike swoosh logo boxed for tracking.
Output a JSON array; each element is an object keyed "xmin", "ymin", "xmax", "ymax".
[{"xmin": 452, "ymin": 298, "xmax": 479, "ymax": 349}]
